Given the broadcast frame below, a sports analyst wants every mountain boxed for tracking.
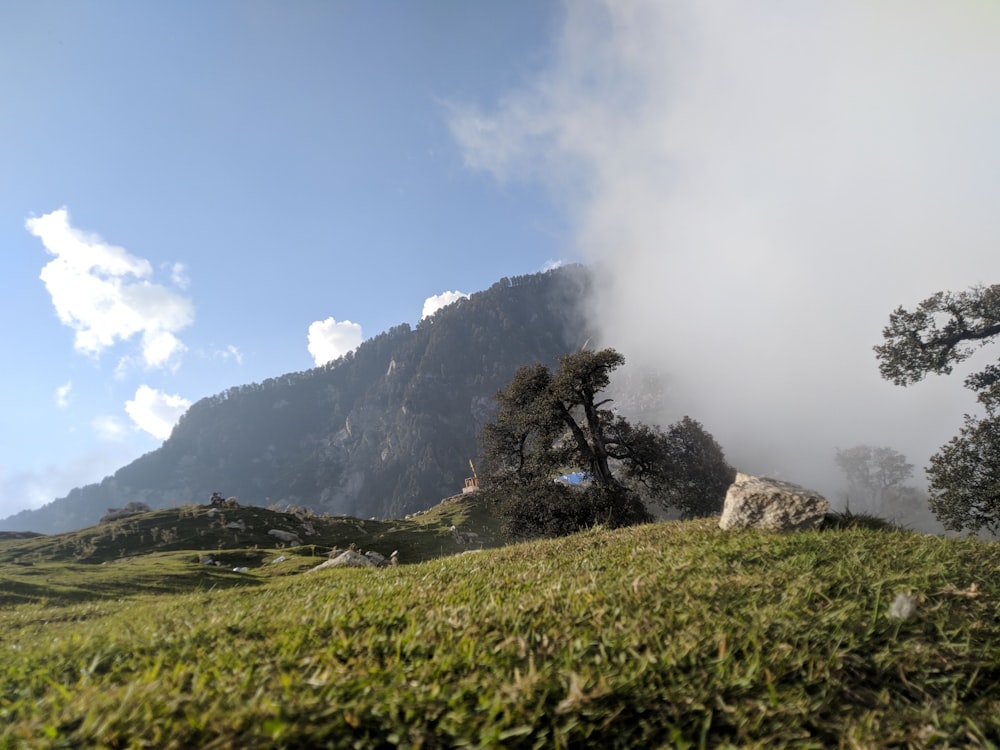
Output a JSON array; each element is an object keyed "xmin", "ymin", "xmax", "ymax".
[{"xmin": 1, "ymin": 266, "xmax": 594, "ymax": 533}]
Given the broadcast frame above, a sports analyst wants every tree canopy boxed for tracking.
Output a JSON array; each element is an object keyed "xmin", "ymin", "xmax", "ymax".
[
  {"xmin": 480, "ymin": 348, "xmax": 735, "ymax": 539},
  {"xmin": 875, "ymin": 285, "xmax": 1000, "ymax": 396},
  {"xmin": 875, "ymin": 285, "xmax": 1000, "ymax": 532}
]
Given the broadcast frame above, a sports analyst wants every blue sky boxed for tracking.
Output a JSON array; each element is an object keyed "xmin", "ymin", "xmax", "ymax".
[
  {"xmin": 5, "ymin": 1, "xmax": 1000, "ymax": 524},
  {"xmin": 1, "ymin": 2, "xmax": 569, "ymax": 517}
]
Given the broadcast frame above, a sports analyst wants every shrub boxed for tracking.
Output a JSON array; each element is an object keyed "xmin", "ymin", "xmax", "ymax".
[
  {"xmin": 490, "ymin": 482, "xmax": 650, "ymax": 541},
  {"xmin": 822, "ymin": 509, "xmax": 900, "ymax": 531},
  {"xmin": 99, "ymin": 502, "xmax": 152, "ymax": 524}
]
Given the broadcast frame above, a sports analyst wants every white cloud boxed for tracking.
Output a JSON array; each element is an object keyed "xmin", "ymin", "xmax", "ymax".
[
  {"xmin": 25, "ymin": 208, "xmax": 194, "ymax": 369},
  {"xmin": 92, "ymin": 415, "xmax": 128, "ymax": 441},
  {"xmin": 214, "ymin": 344, "xmax": 244, "ymax": 365},
  {"xmin": 55, "ymin": 381, "xmax": 72, "ymax": 409},
  {"xmin": 541, "ymin": 259, "xmax": 565, "ymax": 272},
  {"xmin": 125, "ymin": 385, "xmax": 191, "ymax": 440},
  {"xmin": 421, "ymin": 290, "xmax": 470, "ymax": 320},
  {"xmin": 168, "ymin": 262, "xmax": 190, "ymax": 289},
  {"xmin": 450, "ymin": 0, "xmax": 1000, "ymax": 512},
  {"xmin": 307, "ymin": 317, "xmax": 363, "ymax": 366}
]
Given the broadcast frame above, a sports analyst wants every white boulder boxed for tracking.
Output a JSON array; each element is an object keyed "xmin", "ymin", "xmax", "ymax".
[
  {"xmin": 719, "ymin": 473, "xmax": 829, "ymax": 531},
  {"xmin": 268, "ymin": 529, "xmax": 302, "ymax": 545},
  {"xmin": 307, "ymin": 549, "xmax": 375, "ymax": 572}
]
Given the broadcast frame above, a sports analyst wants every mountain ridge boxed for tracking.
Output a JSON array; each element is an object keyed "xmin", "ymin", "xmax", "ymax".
[{"xmin": 2, "ymin": 265, "xmax": 594, "ymax": 533}]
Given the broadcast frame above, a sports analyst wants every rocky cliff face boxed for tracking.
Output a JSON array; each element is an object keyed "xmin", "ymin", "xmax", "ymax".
[{"xmin": 2, "ymin": 266, "xmax": 594, "ymax": 533}]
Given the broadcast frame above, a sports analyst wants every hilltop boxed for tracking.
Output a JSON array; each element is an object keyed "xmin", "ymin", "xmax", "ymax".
[{"xmin": 0, "ymin": 493, "xmax": 500, "ymax": 607}]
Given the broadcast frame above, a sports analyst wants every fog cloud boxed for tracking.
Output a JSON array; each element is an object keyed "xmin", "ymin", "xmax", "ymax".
[
  {"xmin": 452, "ymin": 1, "xmax": 1000, "ymax": 506},
  {"xmin": 26, "ymin": 208, "xmax": 194, "ymax": 369}
]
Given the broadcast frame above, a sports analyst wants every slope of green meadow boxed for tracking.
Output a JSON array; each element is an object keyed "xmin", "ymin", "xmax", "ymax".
[{"xmin": 0, "ymin": 514, "xmax": 998, "ymax": 748}]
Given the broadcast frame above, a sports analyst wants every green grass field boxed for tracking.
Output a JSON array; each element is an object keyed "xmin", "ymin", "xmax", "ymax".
[{"xmin": 1, "ymin": 513, "xmax": 998, "ymax": 748}]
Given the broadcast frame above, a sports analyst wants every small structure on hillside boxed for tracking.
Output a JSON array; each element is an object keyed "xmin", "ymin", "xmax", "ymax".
[
  {"xmin": 462, "ymin": 459, "xmax": 479, "ymax": 494},
  {"xmin": 209, "ymin": 492, "xmax": 239, "ymax": 509}
]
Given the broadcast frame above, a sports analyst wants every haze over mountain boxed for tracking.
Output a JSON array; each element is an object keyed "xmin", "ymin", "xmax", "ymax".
[{"xmin": 0, "ymin": 267, "xmax": 593, "ymax": 533}]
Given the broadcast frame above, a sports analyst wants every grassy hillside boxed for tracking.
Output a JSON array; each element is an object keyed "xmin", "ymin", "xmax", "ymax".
[
  {"xmin": 0, "ymin": 495, "xmax": 499, "ymax": 606},
  {"xmin": 1, "ymin": 518, "xmax": 998, "ymax": 747}
]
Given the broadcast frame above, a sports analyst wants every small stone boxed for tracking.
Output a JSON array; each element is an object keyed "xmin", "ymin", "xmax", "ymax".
[{"xmin": 889, "ymin": 593, "xmax": 917, "ymax": 619}]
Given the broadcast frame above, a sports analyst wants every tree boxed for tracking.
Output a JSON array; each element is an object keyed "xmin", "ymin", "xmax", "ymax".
[
  {"xmin": 834, "ymin": 445, "xmax": 915, "ymax": 517},
  {"xmin": 480, "ymin": 348, "xmax": 735, "ymax": 539},
  {"xmin": 875, "ymin": 284, "xmax": 1000, "ymax": 532},
  {"xmin": 926, "ymin": 416, "xmax": 1000, "ymax": 534},
  {"xmin": 650, "ymin": 417, "xmax": 738, "ymax": 518}
]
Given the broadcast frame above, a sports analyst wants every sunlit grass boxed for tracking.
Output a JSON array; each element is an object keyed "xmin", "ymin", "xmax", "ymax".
[{"xmin": 1, "ymin": 518, "xmax": 998, "ymax": 747}]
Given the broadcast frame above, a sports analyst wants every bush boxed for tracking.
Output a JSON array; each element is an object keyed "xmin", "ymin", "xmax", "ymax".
[
  {"xmin": 99, "ymin": 502, "xmax": 152, "ymax": 524},
  {"xmin": 821, "ymin": 509, "xmax": 900, "ymax": 531},
  {"xmin": 490, "ymin": 483, "xmax": 651, "ymax": 541}
]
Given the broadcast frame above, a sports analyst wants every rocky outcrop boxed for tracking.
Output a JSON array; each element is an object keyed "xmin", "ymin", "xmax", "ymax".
[
  {"xmin": 307, "ymin": 549, "xmax": 375, "ymax": 571},
  {"xmin": 719, "ymin": 473, "xmax": 828, "ymax": 531}
]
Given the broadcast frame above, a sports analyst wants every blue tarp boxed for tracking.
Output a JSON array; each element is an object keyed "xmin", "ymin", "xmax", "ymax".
[{"xmin": 555, "ymin": 472, "xmax": 590, "ymax": 486}]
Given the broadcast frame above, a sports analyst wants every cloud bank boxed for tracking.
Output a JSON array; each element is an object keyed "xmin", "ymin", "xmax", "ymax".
[
  {"xmin": 421, "ymin": 290, "xmax": 470, "ymax": 320},
  {"xmin": 451, "ymin": 1, "xmax": 1000, "ymax": 504},
  {"xmin": 125, "ymin": 385, "xmax": 192, "ymax": 440},
  {"xmin": 307, "ymin": 317, "xmax": 363, "ymax": 366},
  {"xmin": 26, "ymin": 208, "xmax": 194, "ymax": 368}
]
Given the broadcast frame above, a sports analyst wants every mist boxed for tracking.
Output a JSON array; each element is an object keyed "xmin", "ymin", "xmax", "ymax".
[{"xmin": 451, "ymin": 1, "xmax": 1000, "ymax": 526}]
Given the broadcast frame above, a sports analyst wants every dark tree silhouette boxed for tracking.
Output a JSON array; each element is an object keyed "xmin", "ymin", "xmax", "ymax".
[{"xmin": 480, "ymin": 348, "xmax": 735, "ymax": 539}]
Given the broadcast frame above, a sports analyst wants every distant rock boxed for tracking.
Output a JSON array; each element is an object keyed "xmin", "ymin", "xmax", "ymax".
[
  {"xmin": 364, "ymin": 550, "xmax": 387, "ymax": 566},
  {"xmin": 450, "ymin": 525, "xmax": 482, "ymax": 545},
  {"xmin": 307, "ymin": 549, "xmax": 375, "ymax": 571},
  {"xmin": 268, "ymin": 529, "xmax": 302, "ymax": 545},
  {"xmin": 719, "ymin": 473, "xmax": 829, "ymax": 531}
]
